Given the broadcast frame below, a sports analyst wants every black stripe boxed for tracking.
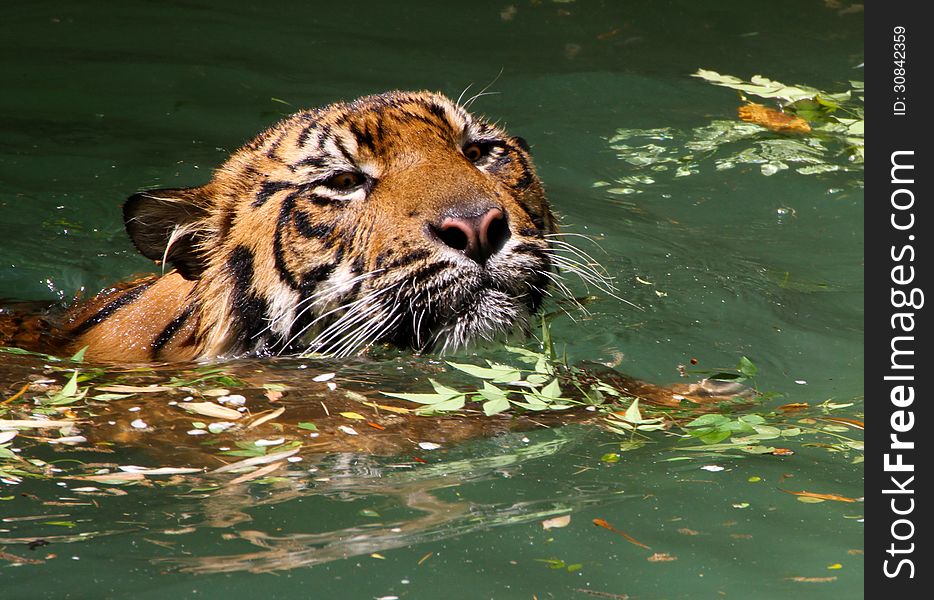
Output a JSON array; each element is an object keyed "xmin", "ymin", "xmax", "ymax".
[
  {"xmin": 299, "ymin": 262, "xmax": 336, "ymax": 292},
  {"xmin": 305, "ymin": 193, "xmax": 338, "ymax": 207},
  {"xmin": 401, "ymin": 110, "xmax": 451, "ymax": 138},
  {"xmin": 487, "ymin": 155, "xmax": 511, "ymax": 175},
  {"xmin": 512, "ymin": 152, "xmax": 536, "ymax": 190},
  {"xmin": 332, "ymin": 136, "xmax": 355, "ymax": 164},
  {"xmin": 297, "ymin": 121, "xmax": 319, "ymax": 147},
  {"xmin": 288, "ymin": 262, "xmax": 337, "ymax": 344},
  {"xmin": 71, "ymin": 279, "xmax": 156, "ymax": 336},
  {"xmin": 405, "ymin": 260, "xmax": 452, "ymax": 283},
  {"xmin": 293, "ymin": 155, "xmax": 327, "ymax": 169},
  {"xmin": 151, "ymin": 303, "xmax": 195, "ymax": 356},
  {"xmin": 316, "ymin": 124, "xmax": 332, "ymax": 150},
  {"xmin": 427, "ymin": 102, "xmax": 448, "ymax": 122},
  {"xmin": 516, "ymin": 227, "xmax": 543, "ymax": 238},
  {"xmin": 293, "ymin": 210, "xmax": 335, "ymax": 238},
  {"xmin": 227, "ymin": 245, "xmax": 270, "ymax": 346},
  {"xmin": 373, "ymin": 114, "xmax": 385, "ymax": 146},
  {"xmin": 273, "ymin": 208, "xmax": 300, "ymax": 290},
  {"xmin": 265, "ymin": 134, "xmax": 284, "ymax": 160},
  {"xmin": 253, "ymin": 180, "xmax": 295, "ymax": 207},
  {"xmin": 382, "ymin": 248, "xmax": 430, "ymax": 271},
  {"xmin": 511, "ymin": 242, "xmax": 549, "ymax": 260},
  {"xmin": 218, "ymin": 208, "xmax": 236, "ymax": 239},
  {"xmin": 349, "ymin": 121, "xmax": 376, "ymax": 154},
  {"xmin": 374, "ymin": 248, "xmax": 394, "ymax": 269}
]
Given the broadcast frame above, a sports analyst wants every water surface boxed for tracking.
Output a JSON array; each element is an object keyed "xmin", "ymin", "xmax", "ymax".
[{"xmin": 1, "ymin": 2, "xmax": 863, "ymax": 598}]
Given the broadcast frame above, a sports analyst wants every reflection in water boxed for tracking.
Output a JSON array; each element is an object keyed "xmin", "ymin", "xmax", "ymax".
[{"xmin": 159, "ymin": 433, "xmax": 619, "ymax": 574}]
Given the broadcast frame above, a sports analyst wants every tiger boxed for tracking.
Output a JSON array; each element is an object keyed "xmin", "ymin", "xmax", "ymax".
[{"xmin": 59, "ymin": 90, "xmax": 594, "ymax": 363}]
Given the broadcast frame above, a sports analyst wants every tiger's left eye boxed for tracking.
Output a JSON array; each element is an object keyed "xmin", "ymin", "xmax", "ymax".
[{"xmin": 324, "ymin": 171, "xmax": 366, "ymax": 191}]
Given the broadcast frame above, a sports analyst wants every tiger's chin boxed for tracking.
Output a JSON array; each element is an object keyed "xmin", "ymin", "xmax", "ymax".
[
  {"xmin": 419, "ymin": 288, "xmax": 534, "ymax": 354},
  {"xmin": 378, "ymin": 279, "xmax": 543, "ymax": 356}
]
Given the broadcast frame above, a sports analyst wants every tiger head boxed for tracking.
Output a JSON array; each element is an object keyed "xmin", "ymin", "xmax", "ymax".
[{"xmin": 101, "ymin": 90, "xmax": 563, "ymax": 360}]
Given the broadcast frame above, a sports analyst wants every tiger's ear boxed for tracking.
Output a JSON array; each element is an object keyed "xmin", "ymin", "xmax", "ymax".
[{"xmin": 123, "ymin": 187, "xmax": 212, "ymax": 280}]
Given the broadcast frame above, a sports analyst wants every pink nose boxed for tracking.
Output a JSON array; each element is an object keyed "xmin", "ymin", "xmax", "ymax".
[{"xmin": 433, "ymin": 207, "xmax": 510, "ymax": 264}]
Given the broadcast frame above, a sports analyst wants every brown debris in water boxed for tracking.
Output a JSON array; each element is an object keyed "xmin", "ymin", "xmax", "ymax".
[{"xmin": 738, "ymin": 103, "xmax": 811, "ymax": 134}]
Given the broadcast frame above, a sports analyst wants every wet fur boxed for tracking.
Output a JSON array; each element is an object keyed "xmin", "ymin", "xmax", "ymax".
[{"xmin": 65, "ymin": 91, "xmax": 558, "ymax": 362}]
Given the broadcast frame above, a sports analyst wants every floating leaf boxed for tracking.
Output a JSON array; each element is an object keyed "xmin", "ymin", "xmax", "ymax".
[
  {"xmin": 482, "ymin": 397, "xmax": 511, "ymax": 416},
  {"xmin": 0, "ymin": 419, "xmax": 80, "ymax": 429},
  {"xmin": 542, "ymin": 515, "xmax": 572, "ymax": 529},
  {"xmin": 181, "ymin": 402, "xmax": 243, "ymax": 420},
  {"xmin": 96, "ymin": 385, "xmax": 173, "ymax": 393},
  {"xmin": 738, "ymin": 103, "xmax": 811, "ymax": 134},
  {"xmin": 447, "ymin": 361, "xmax": 521, "ymax": 383},
  {"xmin": 340, "ymin": 412, "xmax": 367, "ymax": 420},
  {"xmin": 737, "ymin": 357, "xmax": 758, "ymax": 378},
  {"xmin": 414, "ymin": 395, "xmax": 465, "ymax": 414},
  {"xmin": 246, "ymin": 407, "xmax": 285, "ymax": 430},
  {"xmin": 781, "ymin": 489, "xmax": 859, "ymax": 503},
  {"xmin": 693, "ymin": 69, "xmax": 823, "ymax": 104},
  {"xmin": 212, "ymin": 448, "xmax": 301, "ymax": 473},
  {"xmin": 647, "ymin": 552, "xmax": 678, "ymax": 562}
]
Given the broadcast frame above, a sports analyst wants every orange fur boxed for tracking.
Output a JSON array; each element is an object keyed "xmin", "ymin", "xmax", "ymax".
[{"xmin": 65, "ymin": 91, "xmax": 559, "ymax": 362}]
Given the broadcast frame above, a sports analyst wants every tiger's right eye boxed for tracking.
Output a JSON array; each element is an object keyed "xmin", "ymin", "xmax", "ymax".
[
  {"xmin": 324, "ymin": 171, "xmax": 366, "ymax": 191},
  {"xmin": 463, "ymin": 142, "xmax": 487, "ymax": 163}
]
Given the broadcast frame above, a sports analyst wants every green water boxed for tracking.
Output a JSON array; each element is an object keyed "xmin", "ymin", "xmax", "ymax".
[{"xmin": 1, "ymin": 1, "xmax": 863, "ymax": 598}]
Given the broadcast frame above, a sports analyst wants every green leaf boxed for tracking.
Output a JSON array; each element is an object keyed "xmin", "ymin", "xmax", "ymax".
[
  {"xmin": 298, "ymin": 422, "xmax": 318, "ymax": 431},
  {"xmin": 415, "ymin": 395, "xmax": 466, "ymax": 414},
  {"xmin": 478, "ymin": 381, "xmax": 507, "ymax": 401},
  {"xmin": 738, "ymin": 356, "xmax": 758, "ymax": 378},
  {"xmin": 43, "ymin": 521, "xmax": 77, "ymax": 528},
  {"xmin": 503, "ymin": 345, "xmax": 545, "ymax": 364},
  {"xmin": 618, "ymin": 439, "xmax": 648, "ymax": 452},
  {"xmin": 686, "ymin": 414, "xmax": 730, "ymax": 428},
  {"xmin": 536, "ymin": 558, "xmax": 566, "ymax": 569},
  {"xmin": 750, "ymin": 424, "xmax": 782, "ymax": 438},
  {"xmin": 69, "ymin": 346, "xmax": 88, "ymax": 363},
  {"xmin": 539, "ymin": 378, "xmax": 562, "ymax": 400},
  {"xmin": 693, "ymin": 69, "xmax": 822, "ymax": 103},
  {"xmin": 447, "ymin": 362, "xmax": 520, "ymax": 382},
  {"xmin": 429, "ymin": 379, "xmax": 462, "ymax": 397},
  {"xmin": 515, "ymin": 394, "xmax": 551, "ymax": 411},
  {"xmin": 697, "ymin": 429, "xmax": 732, "ymax": 445},
  {"xmin": 0, "ymin": 346, "xmax": 62, "ymax": 361},
  {"xmin": 60, "ymin": 371, "xmax": 80, "ymax": 398},
  {"xmin": 541, "ymin": 313, "xmax": 556, "ymax": 359},
  {"xmin": 623, "ymin": 399, "xmax": 642, "ymax": 423},
  {"xmin": 382, "ymin": 391, "xmax": 455, "ymax": 405},
  {"xmin": 482, "ymin": 397, "xmax": 511, "ymax": 416},
  {"xmin": 534, "ymin": 356, "xmax": 553, "ymax": 376}
]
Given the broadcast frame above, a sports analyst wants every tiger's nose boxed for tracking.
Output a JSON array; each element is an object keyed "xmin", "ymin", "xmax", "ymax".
[{"xmin": 431, "ymin": 207, "xmax": 510, "ymax": 264}]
